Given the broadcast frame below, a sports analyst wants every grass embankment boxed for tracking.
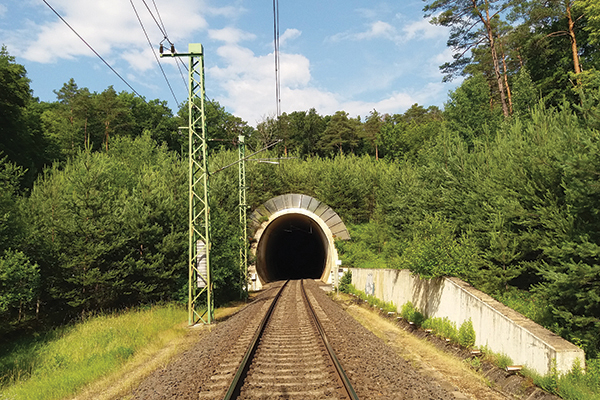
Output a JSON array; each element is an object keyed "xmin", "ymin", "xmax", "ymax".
[{"xmin": 0, "ymin": 304, "xmax": 190, "ymax": 400}]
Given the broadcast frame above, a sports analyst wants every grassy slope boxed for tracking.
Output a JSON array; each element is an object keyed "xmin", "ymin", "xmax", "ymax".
[
  {"xmin": 0, "ymin": 302, "xmax": 247, "ymax": 400},
  {"xmin": 0, "ymin": 305, "xmax": 189, "ymax": 400}
]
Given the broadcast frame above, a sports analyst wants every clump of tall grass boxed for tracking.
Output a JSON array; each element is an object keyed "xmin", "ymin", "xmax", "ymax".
[
  {"xmin": 422, "ymin": 317, "xmax": 458, "ymax": 342},
  {"xmin": 345, "ymin": 284, "xmax": 397, "ymax": 313},
  {"xmin": 529, "ymin": 358, "xmax": 600, "ymax": 400},
  {"xmin": 0, "ymin": 304, "xmax": 187, "ymax": 400}
]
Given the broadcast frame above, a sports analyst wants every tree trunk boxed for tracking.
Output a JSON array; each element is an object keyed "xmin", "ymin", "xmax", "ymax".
[
  {"xmin": 480, "ymin": 5, "xmax": 509, "ymax": 118},
  {"xmin": 476, "ymin": 0, "xmax": 509, "ymax": 117},
  {"xmin": 105, "ymin": 120, "xmax": 110, "ymax": 153},
  {"xmin": 501, "ymin": 46, "xmax": 513, "ymax": 115},
  {"xmin": 566, "ymin": 0, "xmax": 581, "ymax": 74},
  {"xmin": 84, "ymin": 117, "xmax": 88, "ymax": 149}
]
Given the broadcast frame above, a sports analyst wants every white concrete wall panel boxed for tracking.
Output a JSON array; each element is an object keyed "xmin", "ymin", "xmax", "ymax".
[{"xmin": 350, "ymin": 268, "xmax": 584, "ymax": 376}]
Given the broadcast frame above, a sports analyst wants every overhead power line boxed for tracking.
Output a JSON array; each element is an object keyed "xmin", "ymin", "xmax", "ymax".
[
  {"xmin": 140, "ymin": 0, "xmax": 188, "ymax": 90},
  {"xmin": 151, "ymin": 0, "xmax": 168, "ymax": 35},
  {"xmin": 273, "ymin": 0, "xmax": 281, "ymax": 118},
  {"xmin": 42, "ymin": 0, "xmax": 146, "ymax": 102},
  {"xmin": 130, "ymin": 0, "xmax": 179, "ymax": 107}
]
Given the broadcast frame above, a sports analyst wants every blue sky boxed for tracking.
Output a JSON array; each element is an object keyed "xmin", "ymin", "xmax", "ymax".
[{"xmin": 0, "ymin": 0, "xmax": 460, "ymax": 125}]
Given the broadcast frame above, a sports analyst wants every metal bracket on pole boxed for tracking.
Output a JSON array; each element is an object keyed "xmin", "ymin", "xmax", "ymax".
[{"xmin": 162, "ymin": 43, "xmax": 213, "ymax": 325}]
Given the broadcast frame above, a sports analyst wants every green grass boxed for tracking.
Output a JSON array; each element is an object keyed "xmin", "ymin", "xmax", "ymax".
[
  {"xmin": 528, "ymin": 358, "xmax": 600, "ymax": 400},
  {"xmin": 422, "ymin": 317, "xmax": 458, "ymax": 342},
  {"xmin": 346, "ymin": 285, "xmax": 398, "ymax": 314},
  {"xmin": 0, "ymin": 304, "xmax": 187, "ymax": 400}
]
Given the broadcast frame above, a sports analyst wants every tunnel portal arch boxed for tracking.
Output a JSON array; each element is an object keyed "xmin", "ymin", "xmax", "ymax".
[{"xmin": 249, "ymin": 194, "xmax": 350, "ymax": 290}]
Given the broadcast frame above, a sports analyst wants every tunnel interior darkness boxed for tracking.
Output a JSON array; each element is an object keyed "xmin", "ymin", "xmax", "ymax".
[{"xmin": 257, "ymin": 213, "xmax": 328, "ymax": 282}]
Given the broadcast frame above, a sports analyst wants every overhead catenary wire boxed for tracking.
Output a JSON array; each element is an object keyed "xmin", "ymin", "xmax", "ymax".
[
  {"xmin": 140, "ymin": 0, "xmax": 169, "ymax": 39},
  {"xmin": 141, "ymin": 0, "xmax": 188, "ymax": 89},
  {"xmin": 151, "ymin": 0, "xmax": 168, "ymax": 35},
  {"xmin": 41, "ymin": 0, "xmax": 147, "ymax": 102},
  {"xmin": 272, "ymin": 0, "xmax": 281, "ymax": 118},
  {"xmin": 130, "ymin": 0, "xmax": 180, "ymax": 107}
]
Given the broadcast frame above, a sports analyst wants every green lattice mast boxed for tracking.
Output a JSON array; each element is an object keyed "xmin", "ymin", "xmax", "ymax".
[
  {"xmin": 162, "ymin": 43, "xmax": 213, "ymax": 325},
  {"xmin": 238, "ymin": 135, "xmax": 248, "ymax": 299}
]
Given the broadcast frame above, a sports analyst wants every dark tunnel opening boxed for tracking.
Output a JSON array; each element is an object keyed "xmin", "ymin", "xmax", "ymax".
[{"xmin": 257, "ymin": 213, "xmax": 328, "ymax": 282}]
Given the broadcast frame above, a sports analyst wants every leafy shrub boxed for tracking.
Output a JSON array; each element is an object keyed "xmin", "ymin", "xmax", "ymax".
[
  {"xmin": 339, "ymin": 270, "xmax": 352, "ymax": 293},
  {"xmin": 0, "ymin": 250, "xmax": 40, "ymax": 328},
  {"xmin": 458, "ymin": 318, "xmax": 476, "ymax": 348},
  {"xmin": 398, "ymin": 215, "xmax": 480, "ymax": 280},
  {"xmin": 537, "ymin": 358, "xmax": 600, "ymax": 400},
  {"xmin": 400, "ymin": 301, "xmax": 425, "ymax": 326},
  {"xmin": 335, "ymin": 222, "xmax": 390, "ymax": 269},
  {"xmin": 344, "ymin": 285, "xmax": 397, "ymax": 313}
]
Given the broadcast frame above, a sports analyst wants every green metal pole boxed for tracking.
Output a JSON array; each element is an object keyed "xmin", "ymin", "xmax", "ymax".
[
  {"xmin": 238, "ymin": 135, "xmax": 247, "ymax": 299},
  {"xmin": 189, "ymin": 43, "xmax": 212, "ymax": 324},
  {"xmin": 162, "ymin": 43, "xmax": 212, "ymax": 325}
]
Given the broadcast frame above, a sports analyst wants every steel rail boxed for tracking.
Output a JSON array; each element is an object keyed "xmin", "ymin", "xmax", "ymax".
[
  {"xmin": 300, "ymin": 280, "xmax": 360, "ymax": 400},
  {"xmin": 222, "ymin": 280, "xmax": 289, "ymax": 400}
]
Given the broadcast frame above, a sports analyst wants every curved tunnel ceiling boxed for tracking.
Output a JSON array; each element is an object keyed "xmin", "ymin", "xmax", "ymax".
[{"xmin": 250, "ymin": 194, "xmax": 350, "ymax": 284}]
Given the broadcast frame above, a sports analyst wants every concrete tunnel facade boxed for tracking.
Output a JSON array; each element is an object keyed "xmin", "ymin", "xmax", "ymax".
[{"xmin": 248, "ymin": 194, "xmax": 350, "ymax": 291}]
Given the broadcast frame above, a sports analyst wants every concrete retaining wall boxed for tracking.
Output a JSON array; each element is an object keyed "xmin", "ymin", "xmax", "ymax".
[{"xmin": 350, "ymin": 268, "xmax": 584, "ymax": 376}]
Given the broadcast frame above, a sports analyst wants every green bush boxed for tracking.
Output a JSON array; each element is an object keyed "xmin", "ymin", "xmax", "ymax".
[
  {"xmin": 335, "ymin": 222, "xmax": 391, "ymax": 269},
  {"xmin": 400, "ymin": 301, "xmax": 425, "ymax": 326},
  {"xmin": 495, "ymin": 289, "xmax": 553, "ymax": 328},
  {"xmin": 0, "ymin": 250, "xmax": 40, "ymax": 329},
  {"xmin": 339, "ymin": 270, "xmax": 352, "ymax": 293},
  {"xmin": 458, "ymin": 318, "xmax": 476, "ymax": 348}
]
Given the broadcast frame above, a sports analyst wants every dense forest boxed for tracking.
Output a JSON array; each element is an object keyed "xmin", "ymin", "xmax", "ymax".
[{"xmin": 1, "ymin": 0, "xmax": 600, "ymax": 369}]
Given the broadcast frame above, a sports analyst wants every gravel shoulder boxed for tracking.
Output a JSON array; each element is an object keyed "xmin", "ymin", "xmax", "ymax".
[
  {"xmin": 331, "ymin": 291, "xmax": 560, "ymax": 400},
  {"xmin": 73, "ymin": 282, "xmax": 559, "ymax": 400}
]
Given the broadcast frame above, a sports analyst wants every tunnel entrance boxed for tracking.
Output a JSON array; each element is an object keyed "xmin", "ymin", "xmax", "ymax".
[
  {"xmin": 258, "ymin": 214, "xmax": 327, "ymax": 281},
  {"xmin": 249, "ymin": 194, "xmax": 350, "ymax": 290}
]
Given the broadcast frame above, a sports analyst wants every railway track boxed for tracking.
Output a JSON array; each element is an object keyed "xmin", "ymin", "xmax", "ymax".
[{"xmin": 198, "ymin": 279, "xmax": 358, "ymax": 400}]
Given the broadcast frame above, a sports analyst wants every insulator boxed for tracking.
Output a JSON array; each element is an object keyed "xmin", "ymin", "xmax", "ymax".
[
  {"xmin": 159, "ymin": 44, "xmax": 163, "ymax": 54},
  {"xmin": 170, "ymin": 44, "xmax": 175, "ymax": 54}
]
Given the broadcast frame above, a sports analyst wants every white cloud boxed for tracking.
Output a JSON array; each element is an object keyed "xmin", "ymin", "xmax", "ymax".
[
  {"xmin": 433, "ymin": 47, "xmax": 454, "ymax": 65},
  {"xmin": 328, "ymin": 16, "xmax": 447, "ymax": 46},
  {"xmin": 328, "ymin": 20, "xmax": 399, "ymax": 43},
  {"xmin": 205, "ymin": 5, "xmax": 246, "ymax": 18},
  {"xmin": 209, "ymin": 27, "xmax": 256, "ymax": 44},
  {"xmin": 402, "ymin": 17, "xmax": 448, "ymax": 41},
  {"xmin": 207, "ymin": 39, "xmax": 443, "ymax": 125},
  {"xmin": 356, "ymin": 21, "xmax": 396, "ymax": 40},
  {"xmin": 122, "ymin": 47, "xmax": 158, "ymax": 73},
  {"xmin": 208, "ymin": 42, "xmax": 316, "ymax": 123},
  {"xmin": 279, "ymin": 28, "xmax": 301, "ymax": 47},
  {"xmin": 17, "ymin": 0, "xmax": 208, "ymax": 70}
]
